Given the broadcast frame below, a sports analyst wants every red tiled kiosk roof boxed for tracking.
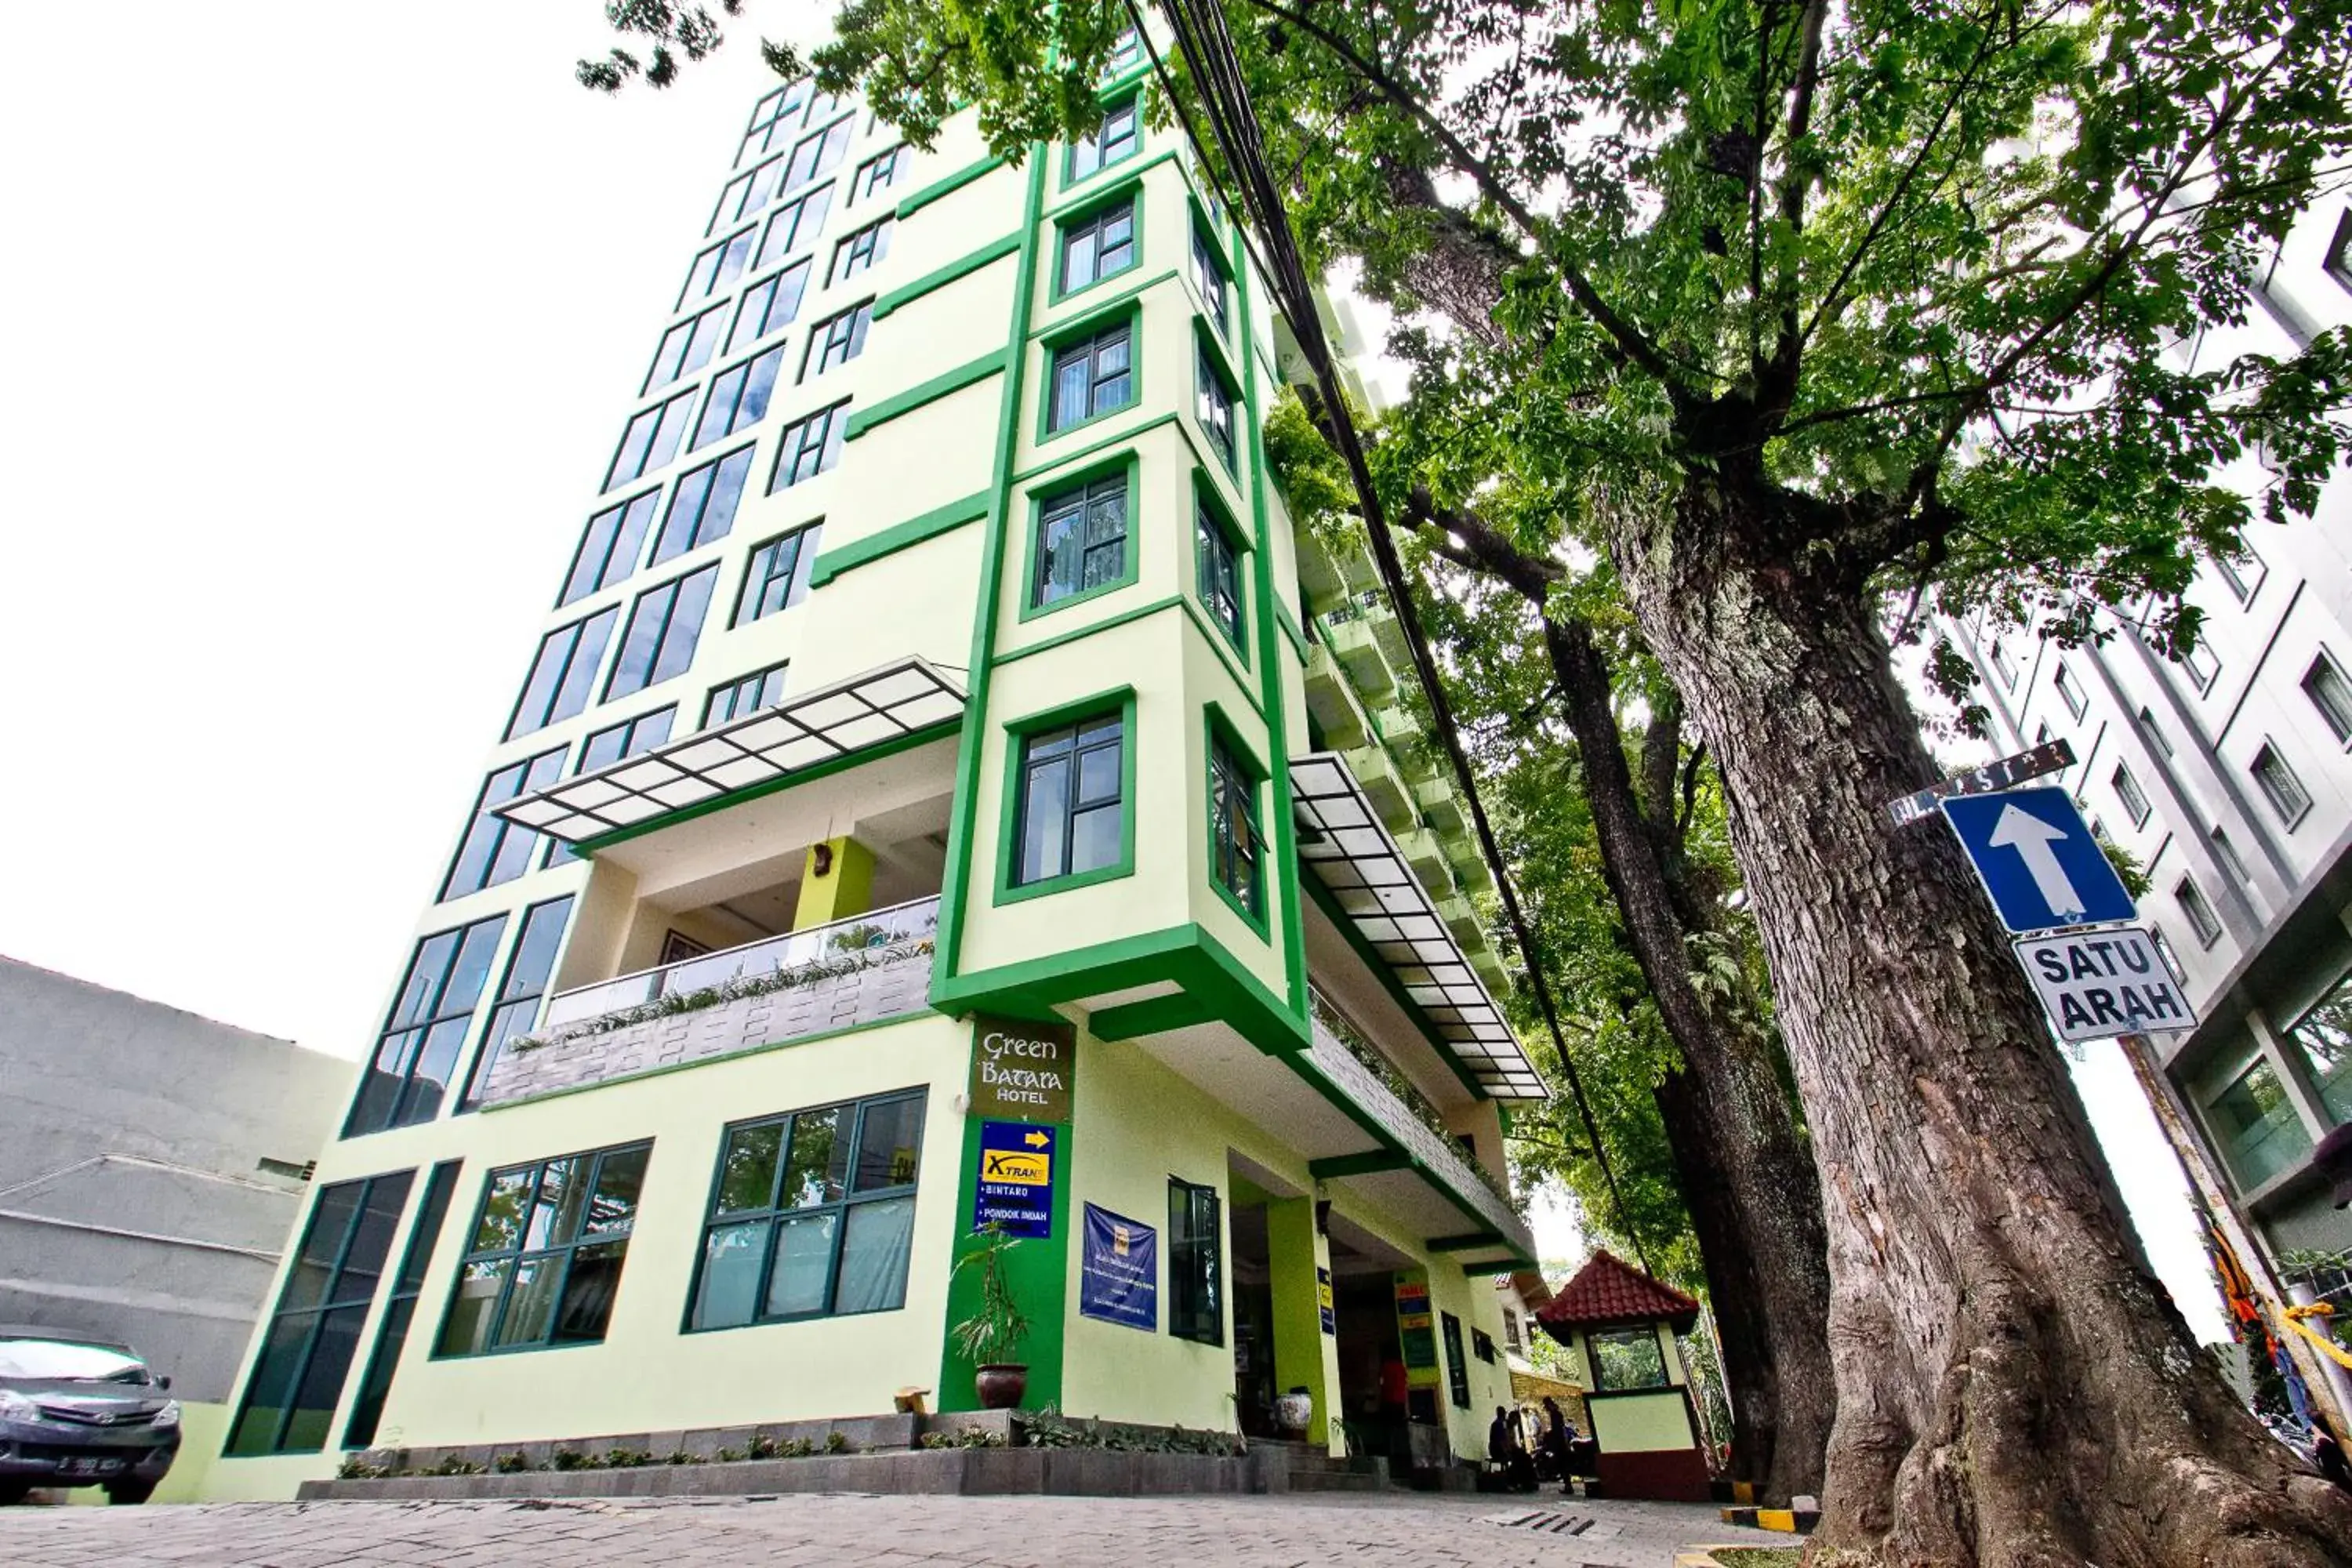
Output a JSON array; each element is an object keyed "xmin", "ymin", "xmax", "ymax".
[{"xmin": 1534, "ymin": 1250, "xmax": 1700, "ymax": 1334}]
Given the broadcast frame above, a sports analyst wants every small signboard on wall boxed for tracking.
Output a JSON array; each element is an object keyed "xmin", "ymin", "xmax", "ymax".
[
  {"xmin": 968, "ymin": 1014, "xmax": 1076, "ymax": 1123},
  {"xmin": 1317, "ymin": 1266, "xmax": 1336, "ymax": 1335},
  {"xmin": 1080, "ymin": 1203, "xmax": 1158, "ymax": 1330},
  {"xmin": 972, "ymin": 1120, "xmax": 1057, "ymax": 1238}
]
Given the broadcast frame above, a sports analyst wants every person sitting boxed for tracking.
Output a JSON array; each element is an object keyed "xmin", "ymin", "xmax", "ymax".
[{"xmin": 1488, "ymin": 1405, "xmax": 1537, "ymax": 1491}]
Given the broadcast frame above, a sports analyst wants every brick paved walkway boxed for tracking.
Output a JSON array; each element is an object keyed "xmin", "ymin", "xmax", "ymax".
[{"xmin": 0, "ymin": 1490, "xmax": 1786, "ymax": 1566}]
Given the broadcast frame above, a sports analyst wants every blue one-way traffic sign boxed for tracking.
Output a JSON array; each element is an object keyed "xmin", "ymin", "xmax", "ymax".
[{"xmin": 1940, "ymin": 786, "xmax": 2136, "ymax": 935}]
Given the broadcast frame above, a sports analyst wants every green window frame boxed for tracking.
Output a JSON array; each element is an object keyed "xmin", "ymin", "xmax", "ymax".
[
  {"xmin": 1167, "ymin": 1177, "xmax": 1224, "ymax": 1345},
  {"xmin": 1065, "ymin": 94, "xmax": 1140, "ymax": 184},
  {"xmin": 736, "ymin": 522, "xmax": 822, "ymax": 623},
  {"xmin": 1191, "ymin": 221, "xmax": 1229, "ymax": 336},
  {"xmin": 801, "ymin": 301, "xmax": 874, "ymax": 382},
  {"xmin": 1000, "ymin": 691, "xmax": 1137, "ymax": 902},
  {"xmin": 346, "ymin": 916, "xmax": 510, "ymax": 1137},
  {"xmin": 434, "ymin": 1142, "xmax": 652, "ymax": 1358},
  {"xmin": 1044, "ymin": 319, "xmax": 1137, "ymax": 436},
  {"xmin": 1030, "ymin": 470, "xmax": 1131, "ymax": 612},
  {"xmin": 706, "ymin": 660, "xmax": 789, "ymax": 725},
  {"xmin": 770, "ymin": 401, "xmax": 850, "ymax": 492},
  {"xmin": 226, "ymin": 1171, "xmax": 416, "ymax": 1455},
  {"xmin": 1196, "ymin": 342, "xmax": 1236, "ymax": 470},
  {"xmin": 459, "ymin": 896, "xmax": 575, "ymax": 1111},
  {"xmin": 1057, "ymin": 196, "xmax": 1138, "ymax": 299},
  {"xmin": 832, "ymin": 216, "xmax": 894, "ymax": 285},
  {"xmin": 1195, "ymin": 499, "xmax": 1246, "ymax": 653},
  {"xmin": 341, "ymin": 1160, "xmax": 461, "ymax": 1450},
  {"xmin": 685, "ymin": 1090, "xmax": 927, "ymax": 1332},
  {"xmin": 1207, "ymin": 714, "xmax": 1267, "ymax": 928}
]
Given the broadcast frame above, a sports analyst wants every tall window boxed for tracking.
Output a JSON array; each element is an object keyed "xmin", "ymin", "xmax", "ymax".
[
  {"xmin": 738, "ymin": 524, "xmax": 821, "ymax": 623},
  {"xmin": 507, "ymin": 608, "xmax": 619, "ymax": 739},
  {"xmin": 851, "ymin": 145, "xmax": 908, "ymax": 203},
  {"xmin": 605, "ymin": 567, "xmax": 720, "ymax": 699},
  {"xmin": 2053, "ymin": 661, "xmax": 2086, "ymax": 719},
  {"xmin": 803, "ymin": 302, "xmax": 873, "ymax": 380},
  {"xmin": 706, "ymin": 662, "xmax": 790, "ymax": 726},
  {"xmin": 644, "ymin": 306, "xmax": 727, "ymax": 394},
  {"xmin": 2207, "ymin": 1058, "xmax": 2310, "ymax": 1188},
  {"xmin": 460, "ymin": 897, "xmax": 575, "ymax": 1110},
  {"xmin": 688, "ymin": 1091, "xmax": 927, "ymax": 1331},
  {"xmin": 1059, "ymin": 200, "xmax": 1135, "ymax": 294},
  {"xmin": 1167, "ymin": 1178, "xmax": 1223, "ymax": 1345},
  {"xmin": 1069, "ymin": 96, "xmax": 1140, "ymax": 182},
  {"xmin": 2306, "ymin": 652, "xmax": 2352, "ymax": 744},
  {"xmin": 226, "ymin": 1171, "xmax": 415, "ymax": 1454},
  {"xmin": 691, "ymin": 349, "xmax": 786, "ymax": 451},
  {"xmin": 604, "ymin": 391, "xmax": 696, "ymax": 492},
  {"xmin": 1034, "ymin": 474, "xmax": 1129, "ymax": 607},
  {"xmin": 1989, "ymin": 640, "xmax": 2019, "ymax": 688},
  {"xmin": 679, "ymin": 227, "xmax": 756, "ymax": 308},
  {"xmin": 1197, "ymin": 347, "xmax": 1236, "ymax": 468},
  {"xmin": 1209, "ymin": 731, "xmax": 1264, "ymax": 920},
  {"xmin": 2213, "ymin": 547, "xmax": 2263, "ymax": 604},
  {"xmin": 347, "ymin": 916, "xmax": 508, "ymax": 1136},
  {"xmin": 833, "ymin": 217, "xmax": 894, "ymax": 284},
  {"xmin": 783, "ymin": 118, "xmax": 853, "ymax": 191},
  {"xmin": 740, "ymin": 79, "xmax": 813, "ymax": 164},
  {"xmin": 1014, "ymin": 713, "xmax": 1126, "ymax": 887},
  {"xmin": 711, "ymin": 154, "xmax": 786, "ymax": 234},
  {"xmin": 1047, "ymin": 323, "xmax": 1134, "ymax": 431},
  {"xmin": 1197, "ymin": 506, "xmax": 1244, "ymax": 648},
  {"xmin": 2137, "ymin": 705, "xmax": 2172, "ymax": 757},
  {"xmin": 2180, "ymin": 639, "xmax": 2220, "ymax": 691},
  {"xmin": 1105, "ymin": 27, "xmax": 1142, "ymax": 74},
  {"xmin": 756, "ymin": 186, "xmax": 833, "ymax": 270},
  {"xmin": 771, "ymin": 401, "xmax": 849, "ymax": 491},
  {"xmin": 579, "ymin": 708, "xmax": 676, "ymax": 775},
  {"xmin": 441, "ymin": 747, "xmax": 565, "ymax": 901},
  {"xmin": 342, "ymin": 1161, "xmax": 459, "ymax": 1450},
  {"xmin": 1442, "ymin": 1312, "xmax": 1471, "ymax": 1408},
  {"xmin": 2251, "ymin": 742, "xmax": 2310, "ymax": 826},
  {"xmin": 2175, "ymin": 875, "xmax": 2223, "ymax": 948},
  {"xmin": 2210, "ymin": 825, "xmax": 2251, "ymax": 885},
  {"xmin": 1192, "ymin": 223, "xmax": 1230, "ymax": 334},
  {"xmin": 436, "ymin": 1142, "xmax": 652, "ymax": 1356},
  {"xmin": 2111, "ymin": 762, "xmax": 2151, "ymax": 829},
  {"xmin": 730, "ymin": 260, "xmax": 813, "ymax": 354},
  {"xmin": 652, "ymin": 447, "xmax": 755, "ymax": 564},
  {"xmin": 560, "ymin": 492, "xmax": 660, "ymax": 606}
]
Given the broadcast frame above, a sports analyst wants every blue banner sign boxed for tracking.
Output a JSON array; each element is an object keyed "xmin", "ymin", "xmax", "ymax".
[
  {"xmin": 973, "ymin": 1120, "xmax": 1056, "ymax": 1238},
  {"xmin": 1079, "ymin": 1203, "xmax": 1157, "ymax": 1330}
]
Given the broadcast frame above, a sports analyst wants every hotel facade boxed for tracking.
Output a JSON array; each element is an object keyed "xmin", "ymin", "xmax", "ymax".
[{"xmin": 204, "ymin": 47, "xmax": 1545, "ymax": 1498}]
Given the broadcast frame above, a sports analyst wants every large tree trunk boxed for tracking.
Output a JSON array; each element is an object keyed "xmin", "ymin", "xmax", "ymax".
[
  {"xmin": 1546, "ymin": 615, "xmax": 1836, "ymax": 1503},
  {"xmin": 1608, "ymin": 477, "xmax": 2352, "ymax": 1563}
]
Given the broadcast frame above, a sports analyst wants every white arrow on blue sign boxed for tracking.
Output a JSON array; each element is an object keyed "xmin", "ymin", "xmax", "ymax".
[{"xmin": 1939, "ymin": 786, "xmax": 2137, "ymax": 935}]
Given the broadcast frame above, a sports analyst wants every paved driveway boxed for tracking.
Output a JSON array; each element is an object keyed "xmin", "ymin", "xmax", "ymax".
[{"xmin": 0, "ymin": 1490, "xmax": 1784, "ymax": 1566}]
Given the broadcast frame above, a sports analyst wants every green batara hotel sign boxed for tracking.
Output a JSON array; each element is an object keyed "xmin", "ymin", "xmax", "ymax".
[{"xmin": 968, "ymin": 1013, "xmax": 1076, "ymax": 1123}]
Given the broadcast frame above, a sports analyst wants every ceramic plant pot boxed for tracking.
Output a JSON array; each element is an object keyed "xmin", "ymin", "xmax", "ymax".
[
  {"xmin": 975, "ymin": 1364, "xmax": 1029, "ymax": 1410},
  {"xmin": 1274, "ymin": 1392, "xmax": 1315, "ymax": 1436}
]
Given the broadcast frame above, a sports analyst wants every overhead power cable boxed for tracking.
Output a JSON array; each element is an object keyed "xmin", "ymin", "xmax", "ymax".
[{"xmin": 1133, "ymin": 0, "xmax": 1653, "ymax": 1274}]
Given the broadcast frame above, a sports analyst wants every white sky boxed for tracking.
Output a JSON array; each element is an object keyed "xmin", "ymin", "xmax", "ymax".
[{"xmin": 0, "ymin": 4, "xmax": 2225, "ymax": 1342}]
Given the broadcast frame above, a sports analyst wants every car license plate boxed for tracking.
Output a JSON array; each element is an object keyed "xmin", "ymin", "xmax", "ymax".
[{"xmin": 58, "ymin": 1457, "xmax": 123, "ymax": 1477}]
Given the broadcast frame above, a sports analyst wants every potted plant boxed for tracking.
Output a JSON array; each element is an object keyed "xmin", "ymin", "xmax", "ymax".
[{"xmin": 951, "ymin": 1226, "xmax": 1032, "ymax": 1410}]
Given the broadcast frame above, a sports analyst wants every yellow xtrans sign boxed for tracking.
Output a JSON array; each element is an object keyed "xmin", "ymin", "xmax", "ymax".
[{"xmin": 983, "ymin": 1147, "xmax": 1052, "ymax": 1185}]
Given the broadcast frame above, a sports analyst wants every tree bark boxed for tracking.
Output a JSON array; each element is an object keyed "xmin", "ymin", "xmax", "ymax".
[
  {"xmin": 1545, "ymin": 615, "xmax": 1835, "ymax": 1504},
  {"xmin": 1606, "ymin": 476, "xmax": 2352, "ymax": 1564}
]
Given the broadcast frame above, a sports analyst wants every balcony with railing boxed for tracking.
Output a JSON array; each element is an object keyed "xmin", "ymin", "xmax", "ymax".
[{"xmin": 474, "ymin": 897, "xmax": 940, "ymax": 1108}]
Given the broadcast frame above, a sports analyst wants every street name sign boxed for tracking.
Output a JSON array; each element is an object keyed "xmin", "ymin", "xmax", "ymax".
[
  {"xmin": 2014, "ymin": 925, "xmax": 2199, "ymax": 1043},
  {"xmin": 1940, "ymin": 786, "xmax": 2136, "ymax": 934},
  {"xmin": 1886, "ymin": 739, "xmax": 2075, "ymax": 826}
]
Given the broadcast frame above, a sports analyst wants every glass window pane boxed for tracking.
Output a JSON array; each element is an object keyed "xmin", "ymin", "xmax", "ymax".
[
  {"xmin": 330, "ymin": 1174, "xmax": 413, "ymax": 1306},
  {"xmin": 437, "ymin": 1258, "xmax": 512, "ymax": 1356},
  {"xmin": 853, "ymin": 1097, "xmax": 924, "ymax": 1191},
  {"xmin": 836, "ymin": 1197, "xmax": 916, "ymax": 1313},
  {"xmin": 780, "ymin": 1107, "xmax": 847, "ymax": 1209},
  {"xmin": 719, "ymin": 1122, "xmax": 783, "ymax": 1213},
  {"xmin": 1071, "ymin": 803, "xmax": 1121, "ymax": 874},
  {"xmin": 527, "ymin": 1158, "xmax": 586, "ymax": 1249},
  {"xmin": 1076, "ymin": 744, "xmax": 1120, "ymax": 807},
  {"xmin": 226, "ymin": 1315, "xmax": 312, "ymax": 1455},
  {"xmin": 2210, "ymin": 1058, "xmax": 2313, "ymax": 1187},
  {"xmin": 280, "ymin": 1303, "xmax": 368, "ymax": 1451},
  {"xmin": 494, "ymin": 1255, "xmax": 561, "ymax": 1348},
  {"xmin": 692, "ymin": 1221, "xmax": 768, "ymax": 1330},
  {"xmin": 553, "ymin": 1241, "xmax": 628, "ymax": 1342},
  {"xmin": 285, "ymin": 1184, "xmax": 361, "ymax": 1312},
  {"xmin": 586, "ymin": 1146, "xmax": 648, "ymax": 1235},
  {"xmin": 764, "ymin": 1211, "xmax": 839, "ymax": 1317},
  {"xmin": 1021, "ymin": 757, "xmax": 1071, "ymax": 883}
]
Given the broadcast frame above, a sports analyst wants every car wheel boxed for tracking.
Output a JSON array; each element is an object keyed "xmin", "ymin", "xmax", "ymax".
[
  {"xmin": 104, "ymin": 1479, "xmax": 156, "ymax": 1505},
  {"xmin": 0, "ymin": 1481, "xmax": 31, "ymax": 1506}
]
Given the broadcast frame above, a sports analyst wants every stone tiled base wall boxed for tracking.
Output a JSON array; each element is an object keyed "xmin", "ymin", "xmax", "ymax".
[{"xmin": 480, "ymin": 946, "xmax": 935, "ymax": 1105}]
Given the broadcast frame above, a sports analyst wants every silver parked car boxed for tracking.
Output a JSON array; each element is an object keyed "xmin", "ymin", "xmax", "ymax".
[{"xmin": 0, "ymin": 1328, "xmax": 180, "ymax": 1504}]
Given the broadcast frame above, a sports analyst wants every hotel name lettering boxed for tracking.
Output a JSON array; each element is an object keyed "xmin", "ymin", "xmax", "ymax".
[{"xmin": 968, "ymin": 1013, "xmax": 1076, "ymax": 1123}]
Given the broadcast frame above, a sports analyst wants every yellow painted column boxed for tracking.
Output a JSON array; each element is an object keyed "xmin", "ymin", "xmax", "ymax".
[
  {"xmin": 1266, "ymin": 1196, "xmax": 1344, "ymax": 1450},
  {"xmin": 792, "ymin": 836, "xmax": 876, "ymax": 930}
]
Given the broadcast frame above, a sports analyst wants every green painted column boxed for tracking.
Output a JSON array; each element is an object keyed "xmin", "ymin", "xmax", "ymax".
[
  {"xmin": 792, "ymin": 836, "xmax": 875, "ymax": 930},
  {"xmin": 1265, "ymin": 1196, "xmax": 1342, "ymax": 1450}
]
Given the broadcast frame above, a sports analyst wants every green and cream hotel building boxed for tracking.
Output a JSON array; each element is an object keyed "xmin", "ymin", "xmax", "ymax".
[{"xmin": 205, "ymin": 45, "xmax": 1543, "ymax": 1497}]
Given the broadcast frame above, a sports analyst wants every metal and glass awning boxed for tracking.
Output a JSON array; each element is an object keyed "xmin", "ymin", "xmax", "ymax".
[
  {"xmin": 1290, "ymin": 752, "xmax": 1544, "ymax": 1100},
  {"xmin": 495, "ymin": 657, "xmax": 965, "ymax": 845}
]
